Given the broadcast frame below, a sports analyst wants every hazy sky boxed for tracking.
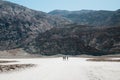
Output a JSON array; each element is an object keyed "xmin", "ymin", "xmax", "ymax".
[{"xmin": 6, "ymin": 0, "xmax": 120, "ymax": 12}]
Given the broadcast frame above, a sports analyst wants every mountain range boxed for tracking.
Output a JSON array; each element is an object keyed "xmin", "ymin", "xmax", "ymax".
[
  {"xmin": 49, "ymin": 9, "xmax": 120, "ymax": 27},
  {"xmin": 0, "ymin": 1, "xmax": 120, "ymax": 56}
]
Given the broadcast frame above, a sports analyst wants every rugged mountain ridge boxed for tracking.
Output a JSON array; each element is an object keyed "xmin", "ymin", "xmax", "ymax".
[
  {"xmin": 0, "ymin": 1, "xmax": 70, "ymax": 50},
  {"xmin": 49, "ymin": 9, "xmax": 120, "ymax": 27}
]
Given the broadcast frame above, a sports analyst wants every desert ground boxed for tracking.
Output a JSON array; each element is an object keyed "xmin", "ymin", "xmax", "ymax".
[{"xmin": 0, "ymin": 57, "xmax": 120, "ymax": 80}]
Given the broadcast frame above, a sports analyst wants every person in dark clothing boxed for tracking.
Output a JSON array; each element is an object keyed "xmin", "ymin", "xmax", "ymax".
[
  {"xmin": 63, "ymin": 56, "xmax": 66, "ymax": 60},
  {"xmin": 66, "ymin": 56, "xmax": 68, "ymax": 60}
]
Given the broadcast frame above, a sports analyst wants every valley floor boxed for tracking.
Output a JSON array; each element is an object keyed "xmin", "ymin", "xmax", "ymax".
[{"xmin": 0, "ymin": 58, "xmax": 120, "ymax": 80}]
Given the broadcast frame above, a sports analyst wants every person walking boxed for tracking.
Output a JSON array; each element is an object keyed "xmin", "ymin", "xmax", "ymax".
[
  {"xmin": 63, "ymin": 56, "xmax": 65, "ymax": 60},
  {"xmin": 66, "ymin": 56, "xmax": 69, "ymax": 60}
]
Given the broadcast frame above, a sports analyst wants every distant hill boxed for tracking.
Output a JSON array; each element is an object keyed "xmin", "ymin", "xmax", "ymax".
[{"xmin": 49, "ymin": 9, "xmax": 120, "ymax": 27}]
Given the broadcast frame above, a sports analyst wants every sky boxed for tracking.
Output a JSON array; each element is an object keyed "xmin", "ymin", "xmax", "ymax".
[{"xmin": 6, "ymin": 0, "xmax": 120, "ymax": 12}]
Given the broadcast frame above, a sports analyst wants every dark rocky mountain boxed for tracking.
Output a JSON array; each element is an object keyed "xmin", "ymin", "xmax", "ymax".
[
  {"xmin": 49, "ymin": 9, "xmax": 120, "ymax": 27},
  {"xmin": 0, "ymin": 1, "xmax": 71, "ymax": 50},
  {"xmin": 0, "ymin": 1, "xmax": 120, "ymax": 56},
  {"xmin": 25, "ymin": 24, "xmax": 120, "ymax": 56}
]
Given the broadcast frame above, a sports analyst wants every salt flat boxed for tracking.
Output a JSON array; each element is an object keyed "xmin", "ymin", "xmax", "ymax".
[{"xmin": 0, "ymin": 57, "xmax": 120, "ymax": 80}]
